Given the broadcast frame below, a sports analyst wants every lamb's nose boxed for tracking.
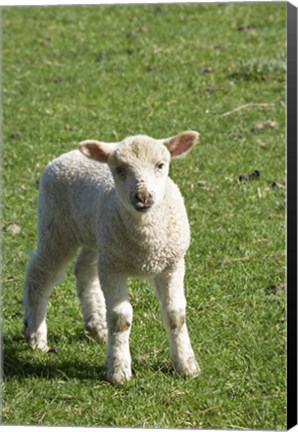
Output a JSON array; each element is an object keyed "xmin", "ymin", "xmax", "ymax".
[{"xmin": 134, "ymin": 191, "xmax": 154, "ymax": 210}]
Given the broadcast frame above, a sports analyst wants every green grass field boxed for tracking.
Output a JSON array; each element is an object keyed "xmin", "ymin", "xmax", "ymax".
[{"xmin": 2, "ymin": 3, "xmax": 286, "ymax": 429}]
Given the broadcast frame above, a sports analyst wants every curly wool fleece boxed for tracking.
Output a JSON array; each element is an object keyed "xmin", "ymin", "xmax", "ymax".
[{"xmin": 23, "ymin": 131, "xmax": 200, "ymax": 385}]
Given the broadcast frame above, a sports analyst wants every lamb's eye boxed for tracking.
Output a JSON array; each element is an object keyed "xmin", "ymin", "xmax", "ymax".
[{"xmin": 156, "ymin": 161, "xmax": 166, "ymax": 171}]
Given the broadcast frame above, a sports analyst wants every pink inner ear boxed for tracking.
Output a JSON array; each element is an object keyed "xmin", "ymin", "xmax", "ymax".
[
  {"xmin": 167, "ymin": 131, "xmax": 198, "ymax": 157},
  {"xmin": 80, "ymin": 140, "xmax": 111, "ymax": 163}
]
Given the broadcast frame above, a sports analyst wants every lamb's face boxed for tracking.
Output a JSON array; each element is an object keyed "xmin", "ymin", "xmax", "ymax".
[
  {"xmin": 108, "ymin": 137, "xmax": 171, "ymax": 214},
  {"xmin": 79, "ymin": 130, "xmax": 199, "ymax": 215}
]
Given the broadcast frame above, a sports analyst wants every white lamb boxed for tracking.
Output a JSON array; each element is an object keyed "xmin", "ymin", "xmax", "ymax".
[{"xmin": 23, "ymin": 130, "xmax": 200, "ymax": 385}]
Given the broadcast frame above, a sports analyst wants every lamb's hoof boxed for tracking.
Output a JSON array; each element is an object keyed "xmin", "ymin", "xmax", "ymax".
[
  {"xmin": 24, "ymin": 326, "xmax": 49, "ymax": 352},
  {"xmin": 185, "ymin": 360, "xmax": 201, "ymax": 377},
  {"xmin": 174, "ymin": 357, "xmax": 201, "ymax": 378},
  {"xmin": 107, "ymin": 363, "xmax": 132, "ymax": 385},
  {"xmin": 25, "ymin": 335, "xmax": 50, "ymax": 353},
  {"xmin": 48, "ymin": 347, "xmax": 59, "ymax": 355}
]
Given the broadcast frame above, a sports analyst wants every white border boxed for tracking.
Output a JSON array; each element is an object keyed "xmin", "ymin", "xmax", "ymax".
[
  {"xmin": 0, "ymin": 429, "xmax": 280, "ymax": 432},
  {"xmin": 0, "ymin": 0, "xmax": 292, "ymax": 6},
  {"xmin": 1, "ymin": 1, "xmax": 295, "ymax": 432}
]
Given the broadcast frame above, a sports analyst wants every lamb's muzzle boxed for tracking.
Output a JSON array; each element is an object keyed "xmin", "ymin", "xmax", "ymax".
[{"xmin": 132, "ymin": 190, "xmax": 155, "ymax": 211}]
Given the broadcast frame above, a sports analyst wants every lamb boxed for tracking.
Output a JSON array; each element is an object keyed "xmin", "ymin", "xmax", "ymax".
[{"xmin": 23, "ymin": 130, "xmax": 200, "ymax": 385}]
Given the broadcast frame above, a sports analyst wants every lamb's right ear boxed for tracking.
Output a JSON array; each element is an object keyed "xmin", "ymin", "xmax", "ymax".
[{"xmin": 79, "ymin": 140, "xmax": 116, "ymax": 163}]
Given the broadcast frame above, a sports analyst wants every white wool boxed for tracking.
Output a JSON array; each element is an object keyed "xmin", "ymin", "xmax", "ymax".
[{"xmin": 23, "ymin": 131, "xmax": 200, "ymax": 384}]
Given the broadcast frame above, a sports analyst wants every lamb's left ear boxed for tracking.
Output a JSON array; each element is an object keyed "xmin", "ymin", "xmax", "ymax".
[
  {"xmin": 163, "ymin": 131, "xmax": 199, "ymax": 158},
  {"xmin": 79, "ymin": 140, "xmax": 117, "ymax": 163}
]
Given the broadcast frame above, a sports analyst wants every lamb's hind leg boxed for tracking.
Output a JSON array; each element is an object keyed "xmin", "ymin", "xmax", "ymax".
[
  {"xmin": 74, "ymin": 248, "xmax": 107, "ymax": 343},
  {"xmin": 24, "ymin": 245, "xmax": 76, "ymax": 352}
]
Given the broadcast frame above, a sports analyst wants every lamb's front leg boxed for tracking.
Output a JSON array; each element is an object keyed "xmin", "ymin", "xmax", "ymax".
[
  {"xmin": 154, "ymin": 259, "xmax": 200, "ymax": 377},
  {"xmin": 100, "ymin": 272, "xmax": 132, "ymax": 385}
]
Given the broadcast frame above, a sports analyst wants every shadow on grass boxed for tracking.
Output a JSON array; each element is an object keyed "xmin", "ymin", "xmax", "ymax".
[
  {"xmin": 3, "ymin": 334, "xmax": 175, "ymax": 383},
  {"xmin": 3, "ymin": 335, "xmax": 107, "ymax": 382}
]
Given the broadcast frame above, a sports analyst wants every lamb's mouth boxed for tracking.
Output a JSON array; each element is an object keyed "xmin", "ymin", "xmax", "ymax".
[{"xmin": 134, "ymin": 203, "xmax": 153, "ymax": 212}]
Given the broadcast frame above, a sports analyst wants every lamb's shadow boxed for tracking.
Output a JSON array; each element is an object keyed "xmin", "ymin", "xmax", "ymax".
[
  {"xmin": 3, "ymin": 334, "xmax": 176, "ymax": 383},
  {"xmin": 3, "ymin": 335, "xmax": 107, "ymax": 382}
]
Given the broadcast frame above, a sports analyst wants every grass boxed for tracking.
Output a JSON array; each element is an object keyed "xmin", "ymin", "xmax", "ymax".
[{"xmin": 2, "ymin": 3, "xmax": 286, "ymax": 429}]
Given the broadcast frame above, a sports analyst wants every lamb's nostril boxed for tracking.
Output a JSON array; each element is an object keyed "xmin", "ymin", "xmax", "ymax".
[
  {"xmin": 135, "ymin": 192, "xmax": 143, "ymax": 203},
  {"xmin": 135, "ymin": 191, "xmax": 152, "ymax": 204},
  {"xmin": 134, "ymin": 191, "xmax": 154, "ymax": 210}
]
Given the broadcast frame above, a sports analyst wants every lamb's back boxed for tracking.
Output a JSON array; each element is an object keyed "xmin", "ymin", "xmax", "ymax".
[{"xmin": 39, "ymin": 150, "xmax": 113, "ymax": 248}]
